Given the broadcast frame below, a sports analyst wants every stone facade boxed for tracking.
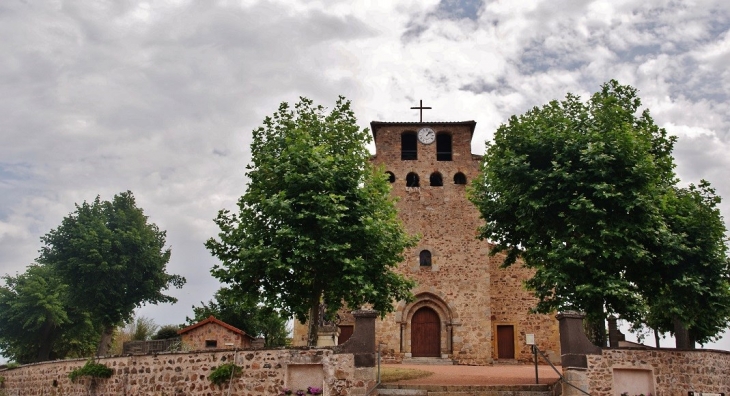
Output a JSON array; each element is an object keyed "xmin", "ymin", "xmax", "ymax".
[
  {"xmin": 0, "ymin": 349, "xmax": 374, "ymax": 396},
  {"xmin": 367, "ymin": 121, "xmax": 560, "ymax": 365},
  {"xmin": 178, "ymin": 315, "xmax": 255, "ymax": 350}
]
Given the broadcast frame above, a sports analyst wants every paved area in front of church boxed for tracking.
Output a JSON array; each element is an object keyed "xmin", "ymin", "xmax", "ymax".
[{"xmin": 382, "ymin": 364, "xmax": 561, "ymax": 386}]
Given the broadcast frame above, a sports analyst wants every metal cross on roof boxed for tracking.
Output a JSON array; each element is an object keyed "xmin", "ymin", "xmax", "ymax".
[{"xmin": 410, "ymin": 99, "xmax": 432, "ymax": 122}]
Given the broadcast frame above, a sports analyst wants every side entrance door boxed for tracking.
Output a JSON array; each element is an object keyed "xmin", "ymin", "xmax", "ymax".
[
  {"xmin": 411, "ymin": 307, "xmax": 440, "ymax": 357},
  {"xmin": 497, "ymin": 325, "xmax": 515, "ymax": 359}
]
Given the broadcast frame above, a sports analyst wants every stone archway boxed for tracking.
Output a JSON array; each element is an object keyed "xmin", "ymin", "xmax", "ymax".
[{"xmin": 397, "ymin": 292, "xmax": 456, "ymax": 358}]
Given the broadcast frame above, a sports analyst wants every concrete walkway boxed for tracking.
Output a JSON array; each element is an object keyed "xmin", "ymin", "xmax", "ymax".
[{"xmin": 381, "ymin": 363, "xmax": 562, "ymax": 386}]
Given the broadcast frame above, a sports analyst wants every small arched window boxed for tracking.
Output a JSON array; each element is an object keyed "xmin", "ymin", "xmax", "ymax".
[
  {"xmin": 430, "ymin": 172, "xmax": 443, "ymax": 187},
  {"xmin": 420, "ymin": 250, "xmax": 432, "ymax": 267},
  {"xmin": 406, "ymin": 172, "xmax": 420, "ymax": 187},
  {"xmin": 436, "ymin": 133, "xmax": 452, "ymax": 161},
  {"xmin": 385, "ymin": 171, "xmax": 396, "ymax": 183},
  {"xmin": 454, "ymin": 172, "xmax": 467, "ymax": 185},
  {"xmin": 401, "ymin": 132, "xmax": 417, "ymax": 160}
]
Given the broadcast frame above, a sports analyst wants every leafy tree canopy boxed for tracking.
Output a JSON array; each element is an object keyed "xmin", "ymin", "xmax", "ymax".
[
  {"xmin": 0, "ymin": 264, "xmax": 99, "ymax": 363},
  {"xmin": 470, "ymin": 80, "xmax": 680, "ymax": 345},
  {"xmin": 641, "ymin": 181, "xmax": 730, "ymax": 345},
  {"xmin": 207, "ymin": 97, "xmax": 416, "ymax": 345},
  {"xmin": 152, "ymin": 325, "xmax": 182, "ymax": 340},
  {"xmin": 37, "ymin": 191, "xmax": 185, "ymax": 355}
]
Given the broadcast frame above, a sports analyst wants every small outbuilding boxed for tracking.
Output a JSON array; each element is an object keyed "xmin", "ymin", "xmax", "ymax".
[{"xmin": 178, "ymin": 316, "xmax": 255, "ymax": 350}]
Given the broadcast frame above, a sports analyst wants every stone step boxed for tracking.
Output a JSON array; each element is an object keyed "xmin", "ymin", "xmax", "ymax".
[
  {"xmin": 427, "ymin": 392, "xmax": 550, "ymax": 396},
  {"xmin": 402, "ymin": 357, "xmax": 455, "ymax": 365},
  {"xmin": 378, "ymin": 384, "xmax": 552, "ymax": 396},
  {"xmin": 376, "ymin": 388, "xmax": 429, "ymax": 396}
]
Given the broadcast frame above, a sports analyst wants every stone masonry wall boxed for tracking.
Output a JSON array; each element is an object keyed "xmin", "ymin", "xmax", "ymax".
[
  {"xmin": 580, "ymin": 348, "xmax": 730, "ymax": 396},
  {"xmin": 488, "ymin": 252, "xmax": 561, "ymax": 364},
  {"xmin": 0, "ymin": 348, "xmax": 375, "ymax": 396}
]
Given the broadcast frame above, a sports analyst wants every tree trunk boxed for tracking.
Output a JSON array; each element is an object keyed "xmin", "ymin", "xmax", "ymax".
[
  {"xmin": 585, "ymin": 316, "xmax": 607, "ymax": 347},
  {"xmin": 37, "ymin": 319, "xmax": 55, "ymax": 362},
  {"xmin": 96, "ymin": 325, "xmax": 115, "ymax": 356},
  {"xmin": 584, "ymin": 301, "xmax": 607, "ymax": 347},
  {"xmin": 673, "ymin": 316, "xmax": 694, "ymax": 349},
  {"xmin": 654, "ymin": 328, "xmax": 661, "ymax": 348},
  {"xmin": 307, "ymin": 292, "xmax": 322, "ymax": 347}
]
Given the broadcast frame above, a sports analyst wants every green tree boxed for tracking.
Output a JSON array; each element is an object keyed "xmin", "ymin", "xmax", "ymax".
[
  {"xmin": 0, "ymin": 265, "xmax": 98, "ymax": 363},
  {"xmin": 152, "ymin": 324, "xmax": 181, "ymax": 340},
  {"xmin": 470, "ymin": 80, "xmax": 677, "ymax": 346},
  {"xmin": 641, "ymin": 182, "xmax": 730, "ymax": 347},
  {"xmin": 206, "ymin": 97, "xmax": 416, "ymax": 346},
  {"xmin": 109, "ymin": 315, "xmax": 160, "ymax": 355},
  {"xmin": 128, "ymin": 316, "xmax": 159, "ymax": 341},
  {"xmin": 187, "ymin": 288, "xmax": 288, "ymax": 347},
  {"xmin": 37, "ymin": 191, "xmax": 186, "ymax": 356},
  {"xmin": 0, "ymin": 265, "xmax": 68, "ymax": 363}
]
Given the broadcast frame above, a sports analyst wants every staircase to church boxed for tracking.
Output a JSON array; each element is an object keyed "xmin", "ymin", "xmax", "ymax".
[{"xmin": 376, "ymin": 384, "xmax": 554, "ymax": 396}]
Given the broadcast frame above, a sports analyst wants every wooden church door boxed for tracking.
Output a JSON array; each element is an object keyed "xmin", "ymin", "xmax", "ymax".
[
  {"xmin": 497, "ymin": 325, "xmax": 515, "ymax": 359},
  {"xmin": 411, "ymin": 307, "xmax": 440, "ymax": 357}
]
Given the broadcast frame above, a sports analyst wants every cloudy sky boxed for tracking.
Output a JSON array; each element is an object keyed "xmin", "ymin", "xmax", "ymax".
[{"xmin": 2, "ymin": 0, "xmax": 730, "ymax": 353}]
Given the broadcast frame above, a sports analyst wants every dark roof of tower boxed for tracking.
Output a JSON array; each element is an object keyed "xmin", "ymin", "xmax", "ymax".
[{"xmin": 369, "ymin": 120, "xmax": 477, "ymax": 141}]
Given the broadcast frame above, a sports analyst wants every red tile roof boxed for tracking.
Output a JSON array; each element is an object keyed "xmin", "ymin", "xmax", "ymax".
[{"xmin": 177, "ymin": 316, "xmax": 255, "ymax": 340}]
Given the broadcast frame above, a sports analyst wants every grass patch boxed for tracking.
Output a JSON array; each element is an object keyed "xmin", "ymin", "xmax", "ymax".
[{"xmin": 379, "ymin": 366, "xmax": 433, "ymax": 382}]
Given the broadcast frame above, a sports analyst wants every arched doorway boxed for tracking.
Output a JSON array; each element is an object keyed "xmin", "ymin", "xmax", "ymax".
[{"xmin": 411, "ymin": 307, "xmax": 440, "ymax": 357}]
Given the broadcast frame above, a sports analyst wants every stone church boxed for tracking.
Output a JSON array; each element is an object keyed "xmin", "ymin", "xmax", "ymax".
[{"xmin": 294, "ymin": 116, "xmax": 560, "ymax": 365}]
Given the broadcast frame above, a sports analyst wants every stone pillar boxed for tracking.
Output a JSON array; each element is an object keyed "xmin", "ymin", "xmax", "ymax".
[
  {"xmin": 399, "ymin": 323, "xmax": 405, "ymax": 353},
  {"xmin": 556, "ymin": 312, "xmax": 602, "ymax": 396},
  {"xmin": 334, "ymin": 310, "xmax": 378, "ymax": 367},
  {"xmin": 556, "ymin": 312, "xmax": 602, "ymax": 368},
  {"xmin": 562, "ymin": 368, "xmax": 590, "ymax": 396},
  {"xmin": 317, "ymin": 325, "xmax": 339, "ymax": 347}
]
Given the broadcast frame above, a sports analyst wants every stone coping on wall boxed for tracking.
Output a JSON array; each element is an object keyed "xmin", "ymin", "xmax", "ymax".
[{"xmin": 604, "ymin": 346, "xmax": 730, "ymax": 354}]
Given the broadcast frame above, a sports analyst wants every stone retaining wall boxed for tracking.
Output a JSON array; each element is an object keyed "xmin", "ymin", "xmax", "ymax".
[
  {"xmin": 557, "ymin": 313, "xmax": 730, "ymax": 396},
  {"xmin": 582, "ymin": 348, "xmax": 730, "ymax": 396},
  {"xmin": 0, "ymin": 348, "xmax": 375, "ymax": 396}
]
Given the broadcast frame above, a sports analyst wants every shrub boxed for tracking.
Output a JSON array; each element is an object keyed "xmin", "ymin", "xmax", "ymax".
[
  {"xmin": 68, "ymin": 359, "xmax": 113, "ymax": 383},
  {"xmin": 208, "ymin": 362, "xmax": 242, "ymax": 386},
  {"xmin": 152, "ymin": 325, "xmax": 181, "ymax": 340}
]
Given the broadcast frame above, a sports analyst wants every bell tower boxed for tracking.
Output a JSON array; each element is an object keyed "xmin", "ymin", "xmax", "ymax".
[
  {"xmin": 368, "ymin": 110, "xmax": 560, "ymax": 365},
  {"xmin": 369, "ymin": 118, "xmax": 495, "ymax": 364}
]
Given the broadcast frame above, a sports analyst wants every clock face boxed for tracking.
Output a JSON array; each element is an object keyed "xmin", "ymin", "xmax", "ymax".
[{"xmin": 418, "ymin": 127, "xmax": 435, "ymax": 144}]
